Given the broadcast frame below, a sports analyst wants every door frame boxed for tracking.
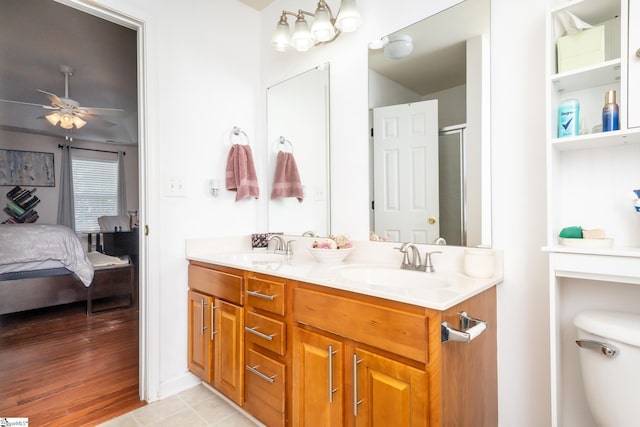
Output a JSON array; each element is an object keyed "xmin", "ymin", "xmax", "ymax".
[{"xmin": 56, "ymin": 0, "xmax": 159, "ymax": 401}]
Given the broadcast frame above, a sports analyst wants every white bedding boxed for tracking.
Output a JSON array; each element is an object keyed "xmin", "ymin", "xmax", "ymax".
[{"xmin": 0, "ymin": 224, "xmax": 94, "ymax": 286}]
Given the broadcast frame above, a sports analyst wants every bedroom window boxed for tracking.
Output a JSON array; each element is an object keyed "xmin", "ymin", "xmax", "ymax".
[{"xmin": 72, "ymin": 155, "xmax": 119, "ymax": 233}]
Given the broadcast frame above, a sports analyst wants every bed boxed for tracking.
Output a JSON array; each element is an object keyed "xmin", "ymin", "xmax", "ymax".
[{"xmin": 0, "ymin": 224, "xmax": 135, "ymax": 315}]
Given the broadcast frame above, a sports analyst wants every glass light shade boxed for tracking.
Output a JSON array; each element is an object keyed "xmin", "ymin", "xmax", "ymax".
[
  {"xmin": 290, "ymin": 17, "xmax": 315, "ymax": 52},
  {"xmin": 336, "ymin": 0, "xmax": 361, "ymax": 32},
  {"xmin": 73, "ymin": 116, "xmax": 87, "ymax": 129},
  {"xmin": 45, "ymin": 111, "xmax": 61, "ymax": 126},
  {"xmin": 311, "ymin": 7, "xmax": 335, "ymax": 42},
  {"xmin": 384, "ymin": 35, "xmax": 414, "ymax": 59},
  {"xmin": 59, "ymin": 113, "xmax": 74, "ymax": 129},
  {"xmin": 271, "ymin": 20, "xmax": 291, "ymax": 52}
]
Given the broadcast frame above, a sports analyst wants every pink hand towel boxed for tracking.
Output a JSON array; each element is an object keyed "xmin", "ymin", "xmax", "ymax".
[
  {"xmin": 270, "ymin": 151, "xmax": 303, "ymax": 203},
  {"xmin": 225, "ymin": 144, "xmax": 259, "ymax": 201}
]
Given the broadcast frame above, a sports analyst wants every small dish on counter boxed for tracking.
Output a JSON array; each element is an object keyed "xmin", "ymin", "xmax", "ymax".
[{"xmin": 307, "ymin": 247, "xmax": 353, "ymax": 263}]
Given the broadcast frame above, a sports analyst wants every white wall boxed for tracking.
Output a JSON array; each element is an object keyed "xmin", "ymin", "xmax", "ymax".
[{"xmin": 59, "ymin": 0, "xmax": 551, "ymax": 424}]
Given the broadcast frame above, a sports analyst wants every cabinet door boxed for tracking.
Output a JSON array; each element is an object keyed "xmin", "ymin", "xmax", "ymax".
[
  {"xmin": 353, "ymin": 347, "xmax": 428, "ymax": 427},
  {"xmin": 187, "ymin": 290, "xmax": 213, "ymax": 383},
  {"xmin": 292, "ymin": 328, "xmax": 344, "ymax": 426},
  {"xmin": 213, "ymin": 298, "xmax": 244, "ymax": 406}
]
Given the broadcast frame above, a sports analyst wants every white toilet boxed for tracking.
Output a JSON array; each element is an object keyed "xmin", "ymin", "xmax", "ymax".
[{"xmin": 573, "ymin": 310, "xmax": 640, "ymax": 427}]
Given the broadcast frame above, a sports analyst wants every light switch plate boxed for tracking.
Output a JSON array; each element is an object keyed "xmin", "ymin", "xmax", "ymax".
[{"xmin": 166, "ymin": 175, "xmax": 187, "ymax": 197}]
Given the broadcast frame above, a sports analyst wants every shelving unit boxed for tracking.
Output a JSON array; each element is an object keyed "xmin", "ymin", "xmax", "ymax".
[
  {"xmin": 2, "ymin": 185, "xmax": 40, "ymax": 224},
  {"xmin": 546, "ymin": 0, "xmax": 640, "ymax": 425}
]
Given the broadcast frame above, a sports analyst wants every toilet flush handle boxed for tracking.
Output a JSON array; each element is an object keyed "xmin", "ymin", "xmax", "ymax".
[{"xmin": 576, "ymin": 339, "xmax": 619, "ymax": 358}]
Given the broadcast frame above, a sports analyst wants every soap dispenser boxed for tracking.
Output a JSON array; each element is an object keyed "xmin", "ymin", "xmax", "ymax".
[{"xmin": 602, "ymin": 90, "xmax": 619, "ymax": 132}]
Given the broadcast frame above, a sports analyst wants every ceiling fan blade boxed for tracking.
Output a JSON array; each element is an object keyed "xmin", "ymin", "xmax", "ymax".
[
  {"xmin": 37, "ymin": 89, "xmax": 63, "ymax": 106},
  {"xmin": 0, "ymin": 98, "xmax": 48, "ymax": 108},
  {"xmin": 77, "ymin": 113, "xmax": 117, "ymax": 127},
  {"xmin": 79, "ymin": 106, "xmax": 125, "ymax": 116}
]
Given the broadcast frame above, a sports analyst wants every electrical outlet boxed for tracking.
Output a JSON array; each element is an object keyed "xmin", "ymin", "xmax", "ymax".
[{"xmin": 166, "ymin": 176, "xmax": 187, "ymax": 197}]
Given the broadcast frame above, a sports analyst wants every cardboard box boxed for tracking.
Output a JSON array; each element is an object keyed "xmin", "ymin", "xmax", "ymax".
[{"xmin": 556, "ymin": 17, "xmax": 620, "ymax": 73}]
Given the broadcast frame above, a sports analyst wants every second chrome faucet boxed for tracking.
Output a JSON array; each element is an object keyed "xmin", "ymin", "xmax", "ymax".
[{"xmin": 396, "ymin": 243, "xmax": 442, "ymax": 273}]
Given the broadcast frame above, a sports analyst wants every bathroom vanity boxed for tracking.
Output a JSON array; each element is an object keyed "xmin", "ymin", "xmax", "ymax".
[{"xmin": 186, "ymin": 237, "xmax": 501, "ymax": 426}]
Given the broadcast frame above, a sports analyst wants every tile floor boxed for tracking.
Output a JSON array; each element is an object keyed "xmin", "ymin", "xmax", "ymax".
[{"xmin": 99, "ymin": 384, "xmax": 264, "ymax": 427}]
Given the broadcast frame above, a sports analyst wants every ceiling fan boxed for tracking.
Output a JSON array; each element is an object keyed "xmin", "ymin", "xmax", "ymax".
[{"xmin": 2, "ymin": 64, "xmax": 124, "ymax": 130}]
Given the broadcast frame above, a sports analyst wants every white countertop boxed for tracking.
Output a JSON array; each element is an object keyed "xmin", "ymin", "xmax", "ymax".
[{"xmin": 185, "ymin": 236, "xmax": 503, "ymax": 311}]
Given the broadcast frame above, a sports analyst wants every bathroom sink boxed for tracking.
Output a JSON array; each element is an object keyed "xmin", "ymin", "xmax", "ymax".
[
  {"xmin": 332, "ymin": 264, "xmax": 462, "ymax": 291},
  {"xmin": 216, "ymin": 252, "xmax": 289, "ymax": 265}
]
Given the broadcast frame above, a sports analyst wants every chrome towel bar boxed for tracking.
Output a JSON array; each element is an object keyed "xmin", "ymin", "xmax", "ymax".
[{"xmin": 441, "ymin": 311, "xmax": 488, "ymax": 343}]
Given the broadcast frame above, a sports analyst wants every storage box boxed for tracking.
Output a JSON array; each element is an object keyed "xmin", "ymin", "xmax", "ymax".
[{"xmin": 556, "ymin": 17, "xmax": 620, "ymax": 73}]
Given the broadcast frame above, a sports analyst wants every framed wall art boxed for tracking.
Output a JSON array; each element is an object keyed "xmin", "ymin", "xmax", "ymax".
[{"xmin": 0, "ymin": 149, "xmax": 55, "ymax": 187}]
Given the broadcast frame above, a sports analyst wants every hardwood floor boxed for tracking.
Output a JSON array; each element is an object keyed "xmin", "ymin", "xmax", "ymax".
[{"xmin": 0, "ymin": 300, "xmax": 145, "ymax": 426}]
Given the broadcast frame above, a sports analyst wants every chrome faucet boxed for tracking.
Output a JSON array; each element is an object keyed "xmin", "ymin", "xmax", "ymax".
[
  {"xmin": 396, "ymin": 243, "xmax": 425, "ymax": 272},
  {"xmin": 395, "ymin": 243, "xmax": 442, "ymax": 273},
  {"xmin": 267, "ymin": 235, "xmax": 293, "ymax": 255},
  {"xmin": 424, "ymin": 251, "xmax": 442, "ymax": 273},
  {"xmin": 432, "ymin": 237, "xmax": 447, "ymax": 246}
]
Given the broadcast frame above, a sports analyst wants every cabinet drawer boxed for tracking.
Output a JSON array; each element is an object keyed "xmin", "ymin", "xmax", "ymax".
[
  {"xmin": 294, "ymin": 287, "xmax": 428, "ymax": 363},
  {"xmin": 244, "ymin": 349, "xmax": 285, "ymax": 427},
  {"xmin": 245, "ymin": 311, "xmax": 286, "ymax": 356},
  {"xmin": 189, "ymin": 263, "xmax": 243, "ymax": 305},
  {"xmin": 246, "ymin": 275, "xmax": 286, "ymax": 316}
]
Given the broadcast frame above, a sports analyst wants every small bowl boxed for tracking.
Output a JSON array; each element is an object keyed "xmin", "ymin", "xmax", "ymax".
[{"xmin": 307, "ymin": 247, "xmax": 353, "ymax": 264}]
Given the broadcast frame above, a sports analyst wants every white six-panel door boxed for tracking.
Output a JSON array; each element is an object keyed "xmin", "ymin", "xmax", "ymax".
[{"xmin": 373, "ymin": 100, "xmax": 439, "ymax": 243}]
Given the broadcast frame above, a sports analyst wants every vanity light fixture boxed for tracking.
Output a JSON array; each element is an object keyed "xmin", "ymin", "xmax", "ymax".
[{"xmin": 271, "ymin": 0, "xmax": 361, "ymax": 52}]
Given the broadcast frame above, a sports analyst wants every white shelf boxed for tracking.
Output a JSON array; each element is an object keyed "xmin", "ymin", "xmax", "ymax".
[
  {"xmin": 551, "ymin": 59, "xmax": 621, "ymax": 93},
  {"xmin": 550, "ymin": 127, "xmax": 640, "ymax": 150}
]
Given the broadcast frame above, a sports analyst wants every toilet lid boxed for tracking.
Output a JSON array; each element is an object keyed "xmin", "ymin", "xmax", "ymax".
[{"xmin": 574, "ymin": 310, "xmax": 640, "ymax": 347}]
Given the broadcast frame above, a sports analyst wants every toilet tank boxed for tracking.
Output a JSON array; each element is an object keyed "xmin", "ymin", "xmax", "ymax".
[{"xmin": 573, "ymin": 310, "xmax": 640, "ymax": 427}]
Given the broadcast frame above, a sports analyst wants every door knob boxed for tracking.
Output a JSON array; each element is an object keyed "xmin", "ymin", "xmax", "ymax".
[
  {"xmin": 428, "ymin": 216, "xmax": 437, "ymax": 224},
  {"xmin": 636, "ymin": 48, "xmax": 640, "ymax": 58}
]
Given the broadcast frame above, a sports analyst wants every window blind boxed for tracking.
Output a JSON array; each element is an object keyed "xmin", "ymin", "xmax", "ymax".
[{"xmin": 72, "ymin": 155, "xmax": 118, "ymax": 233}]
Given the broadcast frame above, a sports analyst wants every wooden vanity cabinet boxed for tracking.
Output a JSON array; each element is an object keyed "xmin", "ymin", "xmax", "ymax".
[
  {"xmin": 187, "ymin": 262, "xmax": 245, "ymax": 406},
  {"xmin": 243, "ymin": 272, "xmax": 291, "ymax": 427},
  {"xmin": 292, "ymin": 283, "xmax": 497, "ymax": 427}
]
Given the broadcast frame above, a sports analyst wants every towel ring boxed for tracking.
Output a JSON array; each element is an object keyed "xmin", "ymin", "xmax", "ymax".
[
  {"xmin": 230, "ymin": 126, "xmax": 250, "ymax": 146},
  {"xmin": 277, "ymin": 136, "xmax": 294, "ymax": 153}
]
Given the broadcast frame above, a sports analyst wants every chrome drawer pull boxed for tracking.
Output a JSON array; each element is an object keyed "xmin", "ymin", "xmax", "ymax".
[
  {"xmin": 246, "ymin": 364, "xmax": 276, "ymax": 384},
  {"xmin": 353, "ymin": 354, "xmax": 363, "ymax": 416},
  {"xmin": 211, "ymin": 304, "xmax": 219, "ymax": 340},
  {"xmin": 200, "ymin": 298, "xmax": 207, "ymax": 335},
  {"xmin": 245, "ymin": 326, "xmax": 275, "ymax": 341},
  {"xmin": 246, "ymin": 290, "xmax": 276, "ymax": 300},
  {"xmin": 328, "ymin": 345, "xmax": 338, "ymax": 403}
]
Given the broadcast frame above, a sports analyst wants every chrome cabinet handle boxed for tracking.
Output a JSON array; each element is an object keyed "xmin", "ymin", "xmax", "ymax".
[
  {"xmin": 200, "ymin": 298, "xmax": 207, "ymax": 335},
  {"xmin": 353, "ymin": 354, "xmax": 363, "ymax": 416},
  {"xmin": 246, "ymin": 364, "xmax": 276, "ymax": 383},
  {"xmin": 245, "ymin": 326, "xmax": 275, "ymax": 341},
  {"xmin": 211, "ymin": 304, "xmax": 219, "ymax": 340},
  {"xmin": 328, "ymin": 345, "xmax": 338, "ymax": 403},
  {"xmin": 246, "ymin": 289, "xmax": 276, "ymax": 300}
]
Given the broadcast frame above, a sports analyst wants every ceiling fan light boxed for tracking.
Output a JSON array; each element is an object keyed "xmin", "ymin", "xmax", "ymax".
[
  {"xmin": 271, "ymin": 16, "xmax": 291, "ymax": 52},
  {"xmin": 73, "ymin": 116, "xmax": 87, "ymax": 129},
  {"xmin": 311, "ymin": 6, "xmax": 335, "ymax": 42},
  {"xmin": 291, "ymin": 16, "xmax": 315, "ymax": 52},
  {"xmin": 45, "ymin": 111, "xmax": 61, "ymax": 126},
  {"xmin": 336, "ymin": 0, "xmax": 361, "ymax": 33},
  {"xmin": 59, "ymin": 113, "xmax": 74, "ymax": 129}
]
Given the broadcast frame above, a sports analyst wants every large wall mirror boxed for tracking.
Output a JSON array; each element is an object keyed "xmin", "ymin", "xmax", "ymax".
[
  {"xmin": 368, "ymin": 0, "xmax": 491, "ymax": 247},
  {"xmin": 267, "ymin": 63, "xmax": 331, "ymax": 237}
]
